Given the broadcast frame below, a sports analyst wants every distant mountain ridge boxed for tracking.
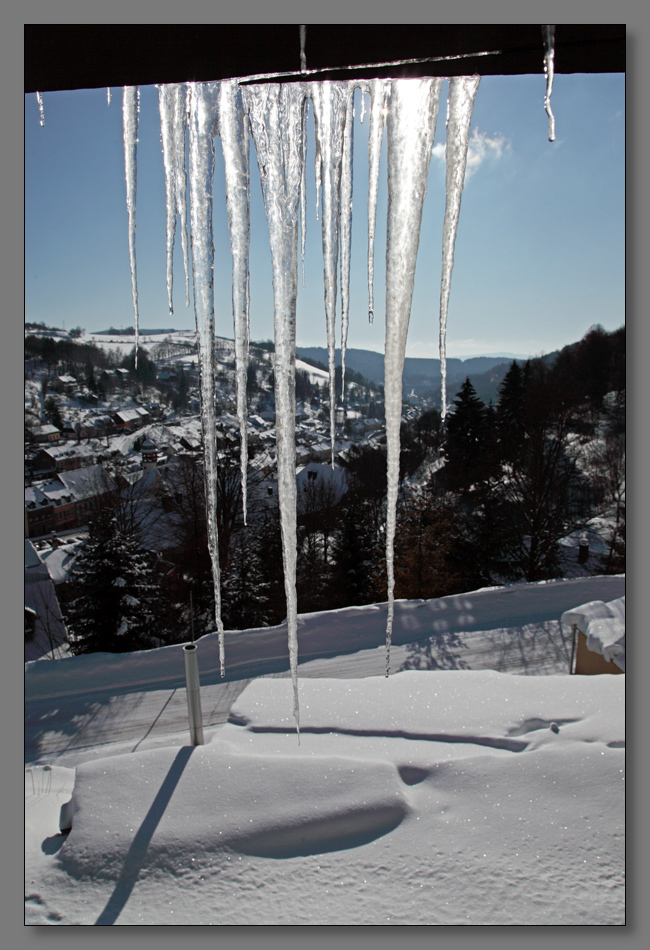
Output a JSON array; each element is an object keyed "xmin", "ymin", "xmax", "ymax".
[{"xmin": 295, "ymin": 346, "xmax": 523, "ymax": 398}]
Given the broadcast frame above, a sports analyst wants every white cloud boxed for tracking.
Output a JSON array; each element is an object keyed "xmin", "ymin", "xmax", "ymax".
[
  {"xmin": 431, "ymin": 128, "xmax": 509, "ymax": 178},
  {"xmin": 466, "ymin": 128, "xmax": 508, "ymax": 176}
]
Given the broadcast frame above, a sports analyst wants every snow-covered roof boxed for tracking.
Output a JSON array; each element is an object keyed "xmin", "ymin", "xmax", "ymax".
[
  {"xmin": 115, "ymin": 408, "xmax": 145, "ymax": 423},
  {"xmin": 57, "ymin": 464, "xmax": 117, "ymax": 499},
  {"xmin": 39, "ymin": 482, "xmax": 75, "ymax": 506},
  {"xmin": 39, "ymin": 443, "xmax": 94, "ymax": 461},
  {"xmin": 561, "ymin": 596, "xmax": 626, "ymax": 672},
  {"xmin": 25, "ymin": 485, "xmax": 52, "ymax": 509},
  {"xmin": 25, "ymin": 539, "xmax": 46, "ymax": 571}
]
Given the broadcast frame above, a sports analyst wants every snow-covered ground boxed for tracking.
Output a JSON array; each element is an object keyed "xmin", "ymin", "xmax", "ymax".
[{"xmin": 25, "ymin": 576, "xmax": 625, "ymax": 926}]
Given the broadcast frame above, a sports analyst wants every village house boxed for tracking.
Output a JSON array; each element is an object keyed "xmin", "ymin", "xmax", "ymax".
[
  {"xmin": 32, "ymin": 442, "xmax": 96, "ymax": 476},
  {"xmin": 38, "ymin": 480, "xmax": 77, "ymax": 533},
  {"xmin": 34, "ymin": 423, "xmax": 62, "ymax": 443},
  {"xmin": 24, "ymin": 485, "xmax": 54, "ymax": 538},
  {"xmin": 113, "ymin": 406, "xmax": 150, "ymax": 431},
  {"xmin": 54, "ymin": 374, "xmax": 77, "ymax": 394},
  {"xmin": 25, "ymin": 464, "xmax": 117, "ymax": 538}
]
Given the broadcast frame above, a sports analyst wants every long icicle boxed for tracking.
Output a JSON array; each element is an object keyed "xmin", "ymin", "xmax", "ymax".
[
  {"xmin": 339, "ymin": 86, "xmax": 356, "ymax": 401},
  {"xmin": 218, "ymin": 80, "xmax": 252, "ymax": 525},
  {"xmin": 175, "ymin": 85, "xmax": 192, "ymax": 308},
  {"xmin": 439, "ymin": 76, "xmax": 480, "ymax": 420},
  {"xmin": 300, "ymin": 97, "xmax": 309, "ymax": 288},
  {"xmin": 384, "ymin": 78, "xmax": 443, "ymax": 676},
  {"xmin": 187, "ymin": 82, "xmax": 226, "ymax": 674},
  {"xmin": 367, "ymin": 79, "xmax": 390, "ymax": 324},
  {"xmin": 158, "ymin": 84, "xmax": 178, "ymax": 315},
  {"xmin": 123, "ymin": 86, "xmax": 140, "ymax": 367},
  {"xmin": 311, "ymin": 81, "xmax": 349, "ymax": 468},
  {"xmin": 245, "ymin": 82, "xmax": 305, "ymax": 735}
]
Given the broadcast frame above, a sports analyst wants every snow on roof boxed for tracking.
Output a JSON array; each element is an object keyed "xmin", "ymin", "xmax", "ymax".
[
  {"xmin": 561, "ymin": 596, "xmax": 626, "ymax": 672},
  {"xmin": 58, "ymin": 464, "xmax": 117, "ymax": 499},
  {"xmin": 115, "ymin": 408, "xmax": 144, "ymax": 423},
  {"xmin": 25, "ymin": 485, "xmax": 52, "ymax": 509},
  {"xmin": 40, "ymin": 443, "xmax": 94, "ymax": 461},
  {"xmin": 40, "ymin": 483, "xmax": 75, "ymax": 505},
  {"xmin": 25, "ymin": 538, "xmax": 45, "ymax": 570}
]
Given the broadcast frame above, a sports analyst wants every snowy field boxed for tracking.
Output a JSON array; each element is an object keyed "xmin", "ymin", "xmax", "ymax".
[{"xmin": 25, "ymin": 576, "xmax": 625, "ymax": 926}]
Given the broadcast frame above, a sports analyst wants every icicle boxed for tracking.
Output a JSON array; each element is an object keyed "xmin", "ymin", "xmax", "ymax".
[
  {"xmin": 36, "ymin": 92, "xmax": 45, "ymax": 126},
  {"xmin": 218, "ymin": 80, "xmax": 251, "ymax": 525},
  {"xmin": 439, "ymin": 76, "xmax": 480, "ymax": 420},
  {"xmin": 367, "ymin": 79, "xmax": 390, "ymax": 324},
  {"xmin": 359, "ymin": 87, "xmax": 367, "ymax": 124},
  {"xmin": 315, "ymin": 147, "xmax": 322, "ymax": 222},
  {"xmin": 384, "ymin": 78, "xmax": 443, "ymax": 677},
  {"xmin": 158, "ymin": 84, "xmax": 178, "ymax": 315},
  {"xmin": 175, "ymin": 85, "xmax": 192, "ymax": 308},
  {"xmin": 107, "ymin": 87, "xmax": 112, "ymax": 107},
  {"xmin": 122, "ymin": 86, "xmax": 140, "ymax": 366},
  {"xmin": 300, "ymin": 98, "xmax": 309, "ymax": 288},
  {"xmin": 187, "ymin": 82, "xmax": 226, "ymax": 674},
  {"xmin": 245, "ymin": 82, "xmax": 306, "ymax": 735},
  {"xmin": 300, "ymin": 25, "xmax": 307, "ymax": 73},
  {"xmin": 339, "ymin": 87, "xmax": 356, "ymax": 401},
  {"xmin": 542, "ymin": 26, "xmax": 556, "ymax": 142},
  {"xmin": 311, "ymin": 81, "xmax": 349, "ymax": 468}
]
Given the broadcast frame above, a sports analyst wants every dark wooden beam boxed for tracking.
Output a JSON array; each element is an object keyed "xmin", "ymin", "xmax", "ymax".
[{"xmin": 25, "ymin": 24, "xmax": 625, "ymax": 94}]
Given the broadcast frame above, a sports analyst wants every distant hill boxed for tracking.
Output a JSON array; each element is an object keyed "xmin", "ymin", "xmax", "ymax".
[{"xmin": 295, "ymin": 346, "xmax": 529, "ymax": 403}]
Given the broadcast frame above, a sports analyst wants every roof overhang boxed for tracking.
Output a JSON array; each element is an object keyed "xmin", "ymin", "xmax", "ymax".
[{"xmin": 25, "ymin": 24, "xmax": 625, "ymax": 94}]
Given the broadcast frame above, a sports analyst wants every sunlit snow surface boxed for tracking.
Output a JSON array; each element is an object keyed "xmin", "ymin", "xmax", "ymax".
[{"xmin": 25, "ymin": 577, "xmax": 624, "ymax": 926}]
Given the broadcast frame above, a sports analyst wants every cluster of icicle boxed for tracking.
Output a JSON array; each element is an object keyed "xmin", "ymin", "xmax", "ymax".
[{"xmin": 122, "ymin": 76, "xmax": 479, "ymax": 732}]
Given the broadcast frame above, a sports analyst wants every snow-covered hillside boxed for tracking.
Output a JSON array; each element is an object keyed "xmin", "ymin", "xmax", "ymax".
[{"xmin": 25, "ymin": 576, "xmax": 624, "ymax": 926}]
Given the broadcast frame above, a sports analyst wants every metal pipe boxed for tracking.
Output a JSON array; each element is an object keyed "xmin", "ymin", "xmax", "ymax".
[
  {"xmin": 569, "ymin": 623, "xmax": 577, "ymax": 675},
  {"xmin": 183, "ymin": 643, "xmax": 204, "ymax": 745}
]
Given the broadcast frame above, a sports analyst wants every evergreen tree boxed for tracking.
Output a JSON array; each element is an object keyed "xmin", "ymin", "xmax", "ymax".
[
  {"xmin": 393, "ymin": 482, "xmax": 467, "ymax": 600},
  {"xmin": 64, "ymin": 508, "xmax": 164, "ymax": 654},
  {"xmin": 330, "ymin": 492, "xmax": 383, "ymax": 608},
  {"xmin": 495, "ymin": 361, "xmax": 527, "ymax": 462},
  {"xmin": 86, "ymin": 361, "xmax": 97, "ymax": 393},
  {"xmin": 44, "ymin": 395, "xmax": 64, "ymax": 431},
  {"xmin": 221, "ymin": 528, "xmax": 272, "ymax": 629},
  {"xmin": 493, "ymin": 362, "xmax": 593, "ymax": 582},
  {"xmin": 443, "ymin": 378, "xmax": 490, "ymax": 491}
]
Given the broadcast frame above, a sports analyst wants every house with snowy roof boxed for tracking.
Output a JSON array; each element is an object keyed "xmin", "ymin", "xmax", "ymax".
[
  {"xmin": 32, "ymin": 442, "xmax": 96, "ymax": 475},
  {"xmin": 55, "ymin": 374, "xmax": 77, "ymax": 393},
  {"xmin": 34, "ymin": 423, "xmax": 62, "ymax": 443},
  {"xmin": 24, "ymin": 485, "xmax": 54, "ymax": 538},
  {"xmin": 57, "ymin": 464, "xmax": 117, "ymax": 525},
  {"xmin": 113, "ymin": 407, "xmax": 150, "ymax": 430},
  {"xmin": 25, "ymin": 465, "xmax": 117, "ymax": 537}
]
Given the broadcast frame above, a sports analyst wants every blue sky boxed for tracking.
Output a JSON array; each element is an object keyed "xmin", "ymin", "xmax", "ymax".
[{"xmin": 25, "ymin": 73, "xmax": 624, "ymax": 359}]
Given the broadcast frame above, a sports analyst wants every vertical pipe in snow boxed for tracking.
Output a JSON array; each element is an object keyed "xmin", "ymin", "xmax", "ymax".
[{"xmin": 183, "ymin": 643, "xmax": 204, "ymax": 745}]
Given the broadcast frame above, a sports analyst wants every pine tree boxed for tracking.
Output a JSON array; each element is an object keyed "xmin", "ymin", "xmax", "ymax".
[
  {"xmin": 495, "ymin": 361, "xmax": 527, "ymax": 462},
  {"xmin": 221, "ymin": 528, "xmax": 272, "ymax": 630},
  {"xmin": 64, "ymin": 507, "xmax": 163, "ymax": 654},
  {"xmin": 443, "ymin": 378, "xmax": 490, "ymax": 492},
  {"xmin": 330, "ymin": 494, "xmax": 382, "ymax": 608}
]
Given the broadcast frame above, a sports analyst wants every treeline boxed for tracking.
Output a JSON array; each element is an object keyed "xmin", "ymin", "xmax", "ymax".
[{"xmin": 26, "ymin": 336, "xmax": 162, "ymax": 391}]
